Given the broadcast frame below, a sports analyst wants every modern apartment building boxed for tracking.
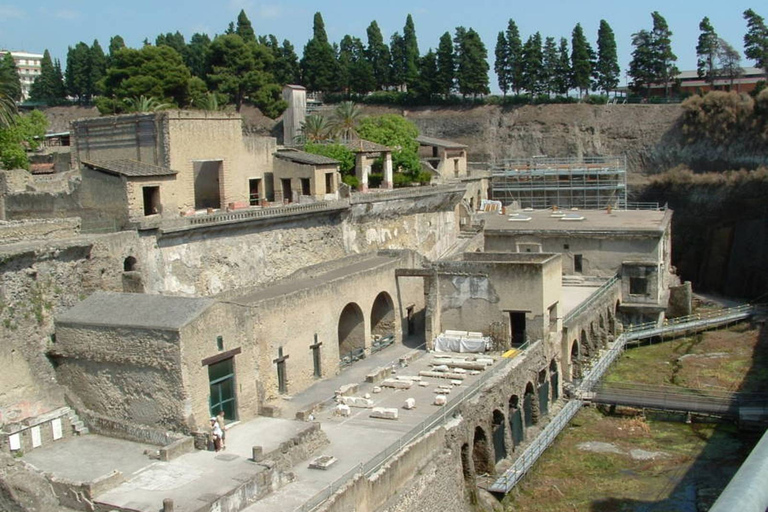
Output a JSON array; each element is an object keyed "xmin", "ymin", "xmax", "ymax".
[{"xmin": 0, "ymin": 50, "xmax": 44, "ymax": 101}]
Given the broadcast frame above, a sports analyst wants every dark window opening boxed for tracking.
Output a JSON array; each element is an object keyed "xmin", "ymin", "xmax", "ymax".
[
  {"xmin": 142, "ymin": 186, "xmax": 160, "ymax": 216},
  {"xmin": 300, "ymin": 178, "xmax": 311, "ymax": 196},
  {"xmin": 216, "ymin": 336, "xmax": 224, "ymax": 351},
  {"xmin": 548, "ymin": 303, "xmax": 558, "ymax": 332},
  {"xmin": 509, "ymin": 311, "xmax": 527, "ymax": 347},
  {"xmin": 281, "ymin": 179, "xmax": 292, "ymax": 203},
  {"xmin": 325, "ymin": 173, "xmax": 334, "ymax": 194},
  {"xmin": 564, "ymin": 243, "xmax": 569, "ymax": 250},
  {"xmin": 123, "ymin": 256, "xmax": 137, "ymax": 272},
  {"xmin": 249, "ymin": 178, "xmax": 261, "ymax": 206},
  {"xmin": 193, "ymin": 160, "xmax": 222, "ymax": 210},
  {"xmin": 630, "ymin": 277, "xmax": 648, "ymax": 295},
  {"xmin": 274, "ymin": 347, "xmax": 289, "ymax": 394},
  {"xmin": 574, "ymin": 254, "xmax": 583, "ymax": 273},
  {"xmin": 311, "ymin": 334, "xmax": 322, "ymax": 378}
]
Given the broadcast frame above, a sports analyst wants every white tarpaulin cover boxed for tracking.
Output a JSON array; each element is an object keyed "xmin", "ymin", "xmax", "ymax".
[{"xmin": 434, "ymin": 331, "xmax": 491, "ymax": 353}]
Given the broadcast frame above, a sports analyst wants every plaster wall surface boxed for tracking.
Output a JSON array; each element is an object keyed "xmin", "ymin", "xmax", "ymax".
[{"xmin": 272, "ymin": 158, "xmax": 339, "ymax": 200}]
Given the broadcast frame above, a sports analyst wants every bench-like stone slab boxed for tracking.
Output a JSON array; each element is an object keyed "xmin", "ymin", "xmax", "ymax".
[
  {"xmin": 340, "ymin": 396, "xmax": 374, "ymax": 409},
  {"xmin": 381, "ymin": 379, "xmax": 413, "ymax": 389},
  {"xmin": 370, "ymin": 407, "xmax": 399, "ymax": 420}
]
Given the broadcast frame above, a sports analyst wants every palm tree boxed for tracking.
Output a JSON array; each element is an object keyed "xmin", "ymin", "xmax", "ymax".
[
  {"xmin": 299, "ymin": 114, "xmax": 331, "ymax": 142},
  {"xmin": 330, "ymin": 101, "xmax": 362, "ymax": 141},
  {"xmin": 194, "ymin": 92, "xmax": 227, "ymax": 112},
  {"xmin": 123, "ymin": 95, "xmax": 170, "ymax": 113}
]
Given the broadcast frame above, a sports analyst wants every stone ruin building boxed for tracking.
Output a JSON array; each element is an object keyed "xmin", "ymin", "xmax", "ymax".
[{"xmin": 0, "ymin": 108, "xmax": 687, "ymax": 512}]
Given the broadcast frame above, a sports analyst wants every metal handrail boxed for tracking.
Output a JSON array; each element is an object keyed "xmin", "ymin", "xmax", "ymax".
[{"xmin": 562, "ymin": 275, "xmax": 620, "ymax": 325}]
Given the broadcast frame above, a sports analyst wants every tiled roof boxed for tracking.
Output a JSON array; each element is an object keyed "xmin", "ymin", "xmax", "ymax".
[
  {"xmin": 340, "ymin": 139, "xmax": 391, "ymax": 153},
  {"xmin": 274, "ymin": 150, "xmax": 339, "ymax": 166},
  {"xmin": 81, "ymin": 159, "xmax": 178, "ymax": 178},
  {"xmin": 416, "ymin": 135, "xmax": 467, "ymax": 149}
]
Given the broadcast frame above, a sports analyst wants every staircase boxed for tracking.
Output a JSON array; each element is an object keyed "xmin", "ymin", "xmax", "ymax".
[{"xmin": 64, "ymin": 407, "xmax": 89, "ymax": 436}]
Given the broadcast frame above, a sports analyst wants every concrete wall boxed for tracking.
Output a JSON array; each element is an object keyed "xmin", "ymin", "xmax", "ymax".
[
  {"xmin": 125, "ymin": 174, "xmax": 178, "ymax": 220},
  {"xmin": 71, "ymin": 113, "xmax": 165, "ymax": 165},
  {"xmin": 272, "ymin": 158, "xmax": 340, "ymax": 201}
]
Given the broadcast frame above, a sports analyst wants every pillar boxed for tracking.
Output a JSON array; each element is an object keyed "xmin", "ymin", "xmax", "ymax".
[
  {"xmin": 383, "ymin": 152, "xmax": 393, "ymax": 189},
  {"xmin": 355, "ymin": 153, "xmax": 368, "ymax": 193}
]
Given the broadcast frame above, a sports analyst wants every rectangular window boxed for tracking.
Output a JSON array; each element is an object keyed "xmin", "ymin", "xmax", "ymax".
[
  {"xmin": 630, "ymin": 277, "xmax": 648, "ymax": 295},
  {"xmin": 281, "ymin": 179, "xmax": 292, "ymax": 203},
  {"xmin": 142, "ymin": 186, "xmax": 160, "ymax": 216},
  {"xmin": 248, "ymin": 178, "xmax": 261, "ymax": 206},
  {"xmin": 325, "ymin": 173, "xmax": 334, "ymax": 194},
  {"xmin": 301, "ymin": 178, "xmax": 311, "ymax": 196},
  {"xmin": 574, "ymin": 254, "xmax": 583, "ymax": 273}
]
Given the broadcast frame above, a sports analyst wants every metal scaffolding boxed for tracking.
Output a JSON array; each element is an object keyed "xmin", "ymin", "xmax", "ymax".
[{"xmin": 490, "ymin": 156, "xmax": 628, "ymax": 209}]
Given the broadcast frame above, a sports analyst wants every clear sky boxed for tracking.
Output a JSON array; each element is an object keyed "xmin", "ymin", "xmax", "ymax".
[{"xmin": 0, "ymin": 0, "xmax": 763, "ymax": 91}]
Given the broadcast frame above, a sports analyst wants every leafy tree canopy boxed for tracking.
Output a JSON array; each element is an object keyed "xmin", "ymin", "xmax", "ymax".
[
  {"xmin": 358, "ymin": 114, "xmax": 421, "ymax": 173},
  {"xmin": 0, "ymin": 53, "xmax": 22, "ymax": 102},
  {"xmin": 0, "ymin": 110, "xmax": 47, "ymax": 170},
  {"xmin": 304, "ymin": 142, "xmax": 355, "ymax": 174}
]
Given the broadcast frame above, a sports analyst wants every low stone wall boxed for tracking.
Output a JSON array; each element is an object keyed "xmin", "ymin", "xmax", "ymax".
[
  {"xmin": 262, "ymin": 421, "xmax": 329, "ymax": 472},
  {"xmin": 0, "ymin": 218, "xmax": 80, "ymax": 244},
  {"xmin": 0, "ymin": 407, "xmax": 74, "ymax": 455},
  {"xmin": 49, "ymin": 470, "xmax": 125, "ymax": 512}
]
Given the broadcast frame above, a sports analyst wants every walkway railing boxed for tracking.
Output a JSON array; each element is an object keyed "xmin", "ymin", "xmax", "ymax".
[
  {"xmin": 489, "ymin": 304, "xmax": 756, "ymax": 495},
  {"xmin": 349, "ymin": 183, "xmax": 465, "ymax": 204},
  {"xmin": 562, "ymin": 275, "xmax": 620, "ymax": 326}
]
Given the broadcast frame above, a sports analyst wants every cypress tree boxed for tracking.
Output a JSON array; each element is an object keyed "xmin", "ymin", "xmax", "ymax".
[
  {"xmin": 300, "ymin": 12, "xmax": 338, "ymax": 92},
  {"xmin": 415, "ymin": 49, "xmax": 439, "ymax": 97},
  {"xmin": 89, "ymin": 40, "xmax": 106, "ymax": 98},
  {"xmin": 390, "ymin": 32, "xmax": 406, "ymax": 89},
  {"xmin": 521, "ymin": 32, "xmax": 544, "ymax": 97},
  {"xmin": 435, "ymin": 32, "xmax": 455, "ymax": 97},
  {"xmin": 628, "ymin": 29, "xmax": 655, "ymax": 96},
  {"xmin": 650, "ymin": 11, "xmax": 678, "ymax": 98},
  {"xmin": 552, "ymin": 38, "xmax": 572, "ymax": 95},
  {"xmin": 30, "ymin": 50, "xmax": 66, "ymax": 104},
  {"xmin": 506, "ymin": 20, "xmax": 524, "ymax": 94},
  {"xmin": 494, "ymin": 31, "xmax": 511, "ymax": 96},
  {"xmin": 743, "ymin": 9, "xmax": 768, "ymax": 73},
  {"xmin": 542, "ymin": 36, "xmax": 558, "ymax": 97},
  {"xmin": 595, "ymin": 20, "xmax": 620, "ymax": 94},
  {"xmin": 454, "ymin": 27, "xmax": 489, "ymax": 98},
  {"xmin": 403, "ymin": 14, "xmax": 420, "ymax": 90},
  {"xmin": 696, "ymin": 17, "xmax": 719, "ymax": 87},
  {"xmin": 571, "ymin": 23, "xmax": 593, "ymax": 97},
  {"xmin": 0, "ymin": 53, "xmax": 21, "ymax": 102},
  {"xmin": 365, "ymin": 21, "xmax": 391, "ymax": 90},
  {"xmin": 236, "ymin": 10, "xmax": 256, "ymax": 43}
]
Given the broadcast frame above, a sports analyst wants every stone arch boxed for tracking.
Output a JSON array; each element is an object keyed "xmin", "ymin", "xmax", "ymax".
[
  {"xmin": 550, "ymin": 359, "xmax": 560, "ymax": 401},
  {"xmin": 580, "ymin": 329, "xmax": 590, "ymax": 360},
  {"xmin": 370, "ymin": 292, "xmax": 395, "ymax": 339},
  {"xmin": 608, "ymin": 307, "xmax": 616, "ymax": 335},
  {"xmin": 460, "ymin": 442, "xmax": 472, "ymax": 483},
  {"xmin": 538, "ymin": 368, "xmax": 550, "ymax": 417},
  {"xmin": 472, "ymin": 426, "xmax": 493, "ymax": 475},
  {"xmin": 338, "ymin": 302, "xmax": 365, "ymax": 360},
  {"xmin": 123, "ymin": 256, "xmax": 137, "ymax": 272},
  {"xmin": 508, "ymin": 395, "xmax": 524, "ymax": 448},
  {"xmin": 570, "ymin": 339, "xmax": 582, "ymax": 380},
  {"xmin": 523, "ymin": 382, "xmax": 538, "ymax": 426},
  {"xmin": 590, "ymin": 323, "xmax": 599, "ymax": 353},
  {"xmin": 492, "ymin": 409, "xmax": 507, "ymax": 462}
]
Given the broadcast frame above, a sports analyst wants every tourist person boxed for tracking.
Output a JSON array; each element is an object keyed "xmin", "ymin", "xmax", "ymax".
[
  {"xmin": 216, "ymin": 410, "xmax": 227, "ymax": 450},
  {"xmin": 210, "ymin": 417, "xmax": 223, "ymax": 452}
]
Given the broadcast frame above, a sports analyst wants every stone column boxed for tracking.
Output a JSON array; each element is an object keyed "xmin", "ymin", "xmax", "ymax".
[
  {"xmin": 383, "ymin": 152, "xmax": 394, "ymax": 189},
  {"xmin": 355, "ymin": 153, "xmax": 368, "ymax": 192}
]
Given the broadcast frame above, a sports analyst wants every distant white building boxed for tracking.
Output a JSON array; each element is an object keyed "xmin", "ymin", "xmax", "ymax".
[{"xmin": 0, "ymin": 50, "xmax": 44, "ymax": 101}]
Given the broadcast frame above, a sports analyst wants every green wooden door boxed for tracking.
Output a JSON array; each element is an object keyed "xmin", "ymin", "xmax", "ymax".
[{"xmin": 209, "ymin": 358, "xmax": 237, "ymax": 420}]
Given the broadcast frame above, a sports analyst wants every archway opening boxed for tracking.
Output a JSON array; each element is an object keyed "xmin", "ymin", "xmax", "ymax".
[
  {"xmin": 508, "ymin": 395, "xmax": 524, "ymax": 447},
  {"xmin": 492, "ymin": 409, "xmax": 507, "ymax": 462},
  {"xmin": 460, "ymin": 442, "xmax": 472, "ymax": 482},
  {"xmin": 571, "ymin": 339, "xmax": 582, "ymax": 380},
  {"xmin": 538, "ymin": 369, "xmax": 550, "ymax": 417},
  {"xmin": 550, "ymin": 359, "xmax": 560, "ymax": 401},
  {"xmin": 608, "ymin": 307, "xmax": 616, "ymax": 335},
  {"xmin": 123, "ymin": 256, "xmax": 137, "ymax": 272},
  {"xmin": 472, "ymin": 426, "xmax": 493, "ymax": 475},
  {"xmin": 523, "ymin": 382, "xmax": 537, "ymax": 426},
  {"xmin": 599, "ymin": 315, "xmax": 607, "ymax": 349},
  {"xmin": 590, "ymin": 323, "xmax": 598, "ymax": 354},
  {"xmin": 581, "ymin": 329, "xmax": 590, "ymax": 362},
  {"xmin": 370, "ymin": 292, "xmax": 395, "ymax": 350},
  {"xmin": 338, "ymin": 303, "xmax": 365, "ymax": 364}
]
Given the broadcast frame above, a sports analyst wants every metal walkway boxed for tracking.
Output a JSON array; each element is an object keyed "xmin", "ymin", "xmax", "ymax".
[{"xmin": 489, "ymin": 304, "xmax": 757, "ymax": 495}]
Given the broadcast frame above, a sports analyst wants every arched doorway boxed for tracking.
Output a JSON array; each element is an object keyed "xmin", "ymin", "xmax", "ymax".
[
  {"xmin": 370, "ymin": 292, "xmax": 395, "ymax": 345},
  {"xmin": 571, "ymin": 340, "xmax": 581, "ymax": 380},
  {"xmin": 608, "ymin": 307, "xmax": 616, "ymax": 335},
  {"xmin": 509, "ymin": 395, "xmax": 524, "ymax": 448},
  {"xmin": 492, "ymin": 410, "xmax": 507, "ymax": 463},
  {"xmin": 550, "ymin": 359, "xmax": 559, "ymax": 401},
  {"xmin": 523, "ymin": 382, "xmax": 537, "ymax": 426},
  {"xmin": 599, "ymin": 315, "xmax": 607, "ymax": 348},
  {"xmin": 338, "ymin": 303, "xmax": 365, "ymax": 363},
  {"xmin": 472, "ymin": 426, "xmax": 493, "ymax": 475},
  {"xmin": 581, "ymin": 329, "xmax": 590, "ymax": 362},
  {"xmin": 590, "ymin": 323, "xmax": 598, "ymax": 354},
  {"xmin": 123, "ymin": 256, "xmax": 137, "ymax": 272},
  {"xmin": 460, "ymin": 443, "xmax": 472, "ymax": 482}
]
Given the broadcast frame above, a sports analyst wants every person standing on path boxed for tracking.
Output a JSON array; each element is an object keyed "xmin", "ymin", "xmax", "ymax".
[
  {"xmin": 216, "ymin": 410, "xmax": 227, "ymax": 450},
  {"xmin": 210, "ymin": 417, "xmax": 223, "ymax": 452}
]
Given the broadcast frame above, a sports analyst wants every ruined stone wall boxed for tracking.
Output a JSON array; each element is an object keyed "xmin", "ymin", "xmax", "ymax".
[
  {"xmin": 0, "ymin": 232, "xmax": 140, "ymax": 426},
  {"xmin": 0, "ymin": 218, "xmax": 80, "ymax": 244}
]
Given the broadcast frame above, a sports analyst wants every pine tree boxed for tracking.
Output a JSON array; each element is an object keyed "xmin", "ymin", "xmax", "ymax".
[
  {"xmin": 415, "ymin": 49, "xmax": 439, "ymax": 98},
  {"xmin": 65, "ymin": 42, "xmax": 92, "ymax": 103},
  {"xmin": 494, "ymin": 31, "xmax": 510, "ymax": 96},
  {"xmin": 236, "ymin": 10, "xmax": 257, "ymax": 43},
  {"xmin": 274, "ymin": 38, "xmax": 301, "ymax": 85},
  {"xmin": 521, "ymin": 32, "xmax": 544, "ymax": 96},
  {"xmin": 541, "ymin": 36, "xmax": 558, "ymax": 97},
  {"xmin": 506, "ymin": 20, "xmax": 524, "ymax": 95},
  {"xmin": 718, "ymin": 39, "xmax": 744, "ymax": 89},
  {"xmin": 0, "ymin": 53, "xmax": 22, "ymax": 102},
  {"xmin": 108, "ymin": 35, "xmax": 126, "ymax": 58},
  {"xmin": 390, "ymin": 32, "xmax": 406, "ymax": 90},
  {"xmin": 571, "ymin": 23, "xmax": 593, "ymax": 97},
  {"xmin": 155, "ymin": 32, "xmax": 186, "ymax": 55},
  {"xmin": 650, "ymin": 11, "xmax": 678, "ymax": 98},
  {"xmin": 365, "ymin": 21, "xmax": 391, "ymax": 90},
  {"xmin": 300, "ymin": 12, "xmax": 339, "ymax": 92},
  {"xmin": 339, "ymin": 35, "xmax": 374, "ymax": 94},
  {"xmin": 435, "ymin": 32, "xmax": 455, "ymax": 97},
  {"xmin": 186, "ymin": 33, "xmax": 212, "ymax": 80},
  {"xmin": 696, "ymin": 17, "xmax": 719, "ymax": 87},
  {"xmin": 403, "ymin": 14, "xmax": 420, "ymax": 90},
  {"xmin": 628, "ymin": 29, "xmax": 655, "ymax": 96},
  {"xmin": 743, "ymin": 9, "xmax": 768, "ymax": 73},
  {"xmin": 454, "ymin": 27, "xmax": 489, "ymax": 98},
  {"xmin": 90, "ymin": 40, "xmax": 106, "ymax": 98},
  {"xmin": 31, "ymin": 50, "xmax": 66, "ymax": 104},
  {"xmin": 595, "ymin": 20, "xmax": 620, "ymax": 95}
]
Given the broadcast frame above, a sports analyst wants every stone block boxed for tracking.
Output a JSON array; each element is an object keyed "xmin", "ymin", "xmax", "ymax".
[
  {"xmin": 403, "ymin": 398, "xmax": 416, "ymax": 410},
  {"xmin": 372, "ymin": 386, "xmax": 382, "ymax": 393},
  {"xmin": 308, "ymin": 455, "xmax": 338, "ymax": 470},
  {"xmin": 434, "ymin": 387, "xmax": 451, "ymax": 394},
  {"xmin": 418, "ymin": 381, "xmax": 430, "ymax": 387},
  {"xmin": 335, "ymin": 383, "xmax": 359, "ymax": 397},
  {"xmin": 260, "ymin": 405, "xmax": 281, "ymax": 418},
  {"xmin": 381, "ymin": 379, "xmax": 413, "ymax": 389},
  {"xmin": 370, "ymin": 407, "xmax": 399, "ymax": 420},
  {"xmin": 450, "ymin": 380, "xmax": 463, "ymax": 386},
  {"xmin": 340, "ymin": 396, "xmax": 374, "ymax": 409},
  {"xmin": 335, "ymin": 404, "xmax": 351, "ymax": 417},
  {"xmin": 434, "ymin": 395, "xmax": 447, "ymax": 406},
  {"xmin": 365, "ymin": 366, "xmax": 392, "ymax": 383},
  {"xmin": 396, "ymin": 375, "xmax": 422, "ymax": 381}
]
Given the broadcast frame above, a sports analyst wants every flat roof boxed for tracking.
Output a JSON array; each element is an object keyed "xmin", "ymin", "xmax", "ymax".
[
  {"xmin": 340, "ymin": 139, "xmax": 391, "ymax": 153},
  {"xmin": 484, "ymin": 208, "xmax": 670, "ymax": 234},
  {"xmin": 82, "ymin": 159, "xmax": 178, "ymax": 178},
  {"xmin": 416, "ymin": 135, "xmax": 467, "ymax": 149},
  {"xmin": 561, "ymin": 283, "xmax": 604, "ymax": 320},
  {"xmin": 274, "ymin": 150, "xmax": 339, "ymax": 166},
  {"xmin": 229, "ymin": 255, "xmax": 397, "ymax": 305},
  {"xmin": 57, "ymin": 292, "xmax": 215, "ymax": 330}
]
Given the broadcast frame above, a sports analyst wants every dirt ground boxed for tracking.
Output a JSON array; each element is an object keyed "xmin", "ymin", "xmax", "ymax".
[{"xmin": 502, "ymin": 321, "xmax": 766, "ymax": 512}]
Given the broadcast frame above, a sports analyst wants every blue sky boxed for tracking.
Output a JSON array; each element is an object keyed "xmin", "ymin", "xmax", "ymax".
[{"xmin": 0, "ymin": 0, "xmax": 763, "ymax": 91}]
